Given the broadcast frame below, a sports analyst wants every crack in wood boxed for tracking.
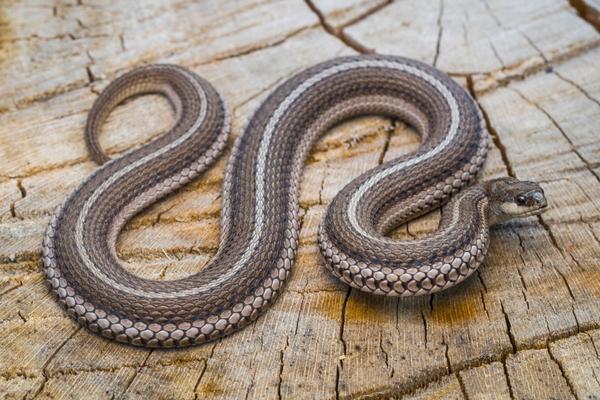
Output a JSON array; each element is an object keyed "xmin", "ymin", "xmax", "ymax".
[
  {"xmin": 8, "ymin": 179, "xmax": 26, "ymax": 220},
  {"xmin": 376, "ymin": 120, "xmax": 395, "ymax": 165},
  {"xmin": 471, "ymin": 88, "xmax": 516, "ymax": 177},
  {"xmin": 120, "ymin": 350, "xmax": 153, "ymax": 397},
  {"xmin": 31, "ymin": 325, "xmax": 82, "ymax": 399},
  {"xmin": 433, "ymin": 0, "xmax": 445, "ymax": 67},
  {"xmin": 421, "ymin": 309, "xmax": 429, "ymax": 348},
  {"xmin": 194, "ymin": 25, "xmax": 320, "ymax": 69},
  {"xmin": 546, "ymin": 347, "xmax": 578, "ymax": 399},
  {"xmin": 512, "ymin": 228, "xmax": 533, "ymax": 311},
  {"xmin": 335, "ymin": 286, "xmax": 351, "ymax": 400},
  {"xmin": 118, "ymin": 33, "xmax": 126, "ymax": 52},
  {"xmin": 508, "ymin": 86, "xmax": 600, "ymax": 186},
  {"xmin": 470, "ymin": 39, "xmax": 600, "ymax": 95},
  {"xmin": 443, "ymin": 338, "xmax": 452, "ymax": 373},
  {"xmin": 304, "ymin": 0, "xmax": 373, "ymax": 54},
  {"xmin": 276, "ymin": 336, "xmax": 288, "ymax": 400},
  {"xmin": 456, "ymin": 371, "xmax": 470, "ymax": 400},
  {"xmin": 520, "ymin": 31, "xmax": 549, "ymax": 64},
  {"xmin": 554, "ymin": 70, "xmax": 600, "ymax": 108},
  {"xmin": 500, "ymin": 301, "xmax": 517, "ymax": 353},
  {"xmin": 480, "ymin": 0, "xmax": 504, "ymax": 29},
  {"xmin": 378, "ymin": 331, "xmax": 390, "ymax": 373},
  {"xmin": 502, "ymin": 357, "xmax": 516, "ymax": 400},
  {"xmin": 489, "ymin": 39, "xmax": 506, "ymax": 68},
  {"xmin": 335, "ymin": 1, "xmax": 394, "ymax": 31}
]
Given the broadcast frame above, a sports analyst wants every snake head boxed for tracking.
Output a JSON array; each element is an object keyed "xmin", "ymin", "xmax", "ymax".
[{"xmin": 484, "ymin": 177, "xmax": 548, "ymax": 225}]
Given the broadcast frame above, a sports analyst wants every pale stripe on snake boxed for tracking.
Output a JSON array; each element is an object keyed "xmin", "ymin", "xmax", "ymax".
[{"xmin": 42, "ymin": 55, "xmax": 546, "ymax": 348}]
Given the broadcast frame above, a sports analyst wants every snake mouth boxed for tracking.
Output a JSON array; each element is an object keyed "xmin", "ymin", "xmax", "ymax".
[
  {"xmin": 499, "ymin": 199, "xmax": 548, "ymax": 219},
  {"xmin": 515, "ymin": 202, "xmax": 548, "ymax": 218}
]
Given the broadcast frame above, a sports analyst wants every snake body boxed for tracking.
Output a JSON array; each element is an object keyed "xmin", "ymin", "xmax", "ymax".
[{"xmin": 43, "ymin": 55, "xmax": 489, "ymax": 348}]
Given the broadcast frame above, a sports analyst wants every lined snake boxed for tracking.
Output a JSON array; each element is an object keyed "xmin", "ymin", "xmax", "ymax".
[{"xmin": 42, "ymin": 55, "xmax": 548, "ymax": 348}]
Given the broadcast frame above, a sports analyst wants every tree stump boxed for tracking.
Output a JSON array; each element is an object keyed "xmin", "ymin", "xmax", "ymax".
[{"xmin": 1, "ymin": 0, "xmax": 600, "ymax": 399}]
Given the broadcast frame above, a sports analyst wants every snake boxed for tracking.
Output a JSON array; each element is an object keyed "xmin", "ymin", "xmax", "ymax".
[{"xmin": 42, "ymin": 55, "xmax": 548, "ymax": 348}]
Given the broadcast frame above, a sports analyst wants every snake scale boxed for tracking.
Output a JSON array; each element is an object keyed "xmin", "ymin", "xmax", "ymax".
[{"xmin": 43, "ymin": 55, "xmax": 547, "ymax": 348}]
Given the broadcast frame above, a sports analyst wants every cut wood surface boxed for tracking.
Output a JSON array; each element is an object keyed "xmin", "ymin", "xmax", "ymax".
[{"xmin": 1, "ymin": 0, "xmax": 600, "ymax": 399}]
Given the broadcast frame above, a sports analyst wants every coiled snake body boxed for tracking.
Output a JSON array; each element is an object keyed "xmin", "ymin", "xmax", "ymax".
[{"xmin": 43, "ymin": 55, "xmax": 547, "ymax": 347}]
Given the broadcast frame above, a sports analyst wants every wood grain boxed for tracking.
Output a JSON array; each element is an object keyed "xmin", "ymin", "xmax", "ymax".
[{"xmin": 1, "ymin": 0, "xmax": 600, "ymax": 399}]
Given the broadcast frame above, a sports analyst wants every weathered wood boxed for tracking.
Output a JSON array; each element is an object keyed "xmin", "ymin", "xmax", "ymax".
[
  {"xmin": 549, "ymin": 330, "xmax": 600, "ymax": 398},
  {"xmin": 1, "ymin": 0, "xmax": 600, "ymax": 399},
  {"xmin": 403, "ymin": 375, "xmax": 464, "ymax": 400},
  {"xmin": 505, "ymin": 349, "xmax": 575, "ymax": 399},
  {"xmin": 458, "ymin": 362, "xmax": 511, "ymax": 400}
]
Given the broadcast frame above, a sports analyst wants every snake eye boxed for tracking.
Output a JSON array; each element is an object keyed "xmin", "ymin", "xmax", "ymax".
[{"xmin": 516, "ymin": 195, "xmax": 527, "ymax": 205}]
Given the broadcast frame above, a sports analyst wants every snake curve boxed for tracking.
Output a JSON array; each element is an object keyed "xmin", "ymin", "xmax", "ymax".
[{"xmin": 43, "ymin": 55, "xmax": 488, "ymax": 348}]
